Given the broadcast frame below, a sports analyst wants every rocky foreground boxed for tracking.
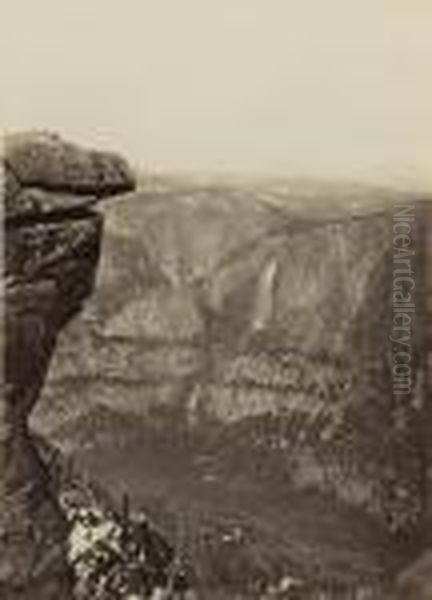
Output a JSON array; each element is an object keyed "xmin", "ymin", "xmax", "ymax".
[{"xmin": 1, "ymin": 132, "xmax": 135, "ymax": 599}]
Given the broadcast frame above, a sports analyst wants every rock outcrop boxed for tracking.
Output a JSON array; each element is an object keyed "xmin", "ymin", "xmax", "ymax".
[
  {"xmin": 1, "ymin": 132, "xmax": 135, "ymax": 599},
  {"xmin": 5, "ymin": 132, "xmax": 134, "ymax": 205}
]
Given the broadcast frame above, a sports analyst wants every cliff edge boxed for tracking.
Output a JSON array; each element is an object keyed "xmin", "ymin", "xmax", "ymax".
[{"xmin": 1, "ymin": 132, "xmax": 135, "ymax": 600}]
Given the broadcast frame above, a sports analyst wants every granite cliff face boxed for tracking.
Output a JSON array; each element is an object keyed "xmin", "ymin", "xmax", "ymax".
[
  {"xmin": 33, "ymin": 175, "xmax": 431, "ymax": 594},
  {"xmin": 1, "ymin": 132, "xmax": 135, "ymax": 599}
]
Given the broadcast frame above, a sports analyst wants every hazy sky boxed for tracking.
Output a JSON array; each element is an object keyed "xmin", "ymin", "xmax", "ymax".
[{"xmin": 1, "ymin": 0, "xmax": 431, "ymax": 188}]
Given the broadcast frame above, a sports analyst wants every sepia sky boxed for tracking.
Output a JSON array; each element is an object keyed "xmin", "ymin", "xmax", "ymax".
[{"xmin": 1, "ymin": 0, "xmax": 431, "ymax": 189}]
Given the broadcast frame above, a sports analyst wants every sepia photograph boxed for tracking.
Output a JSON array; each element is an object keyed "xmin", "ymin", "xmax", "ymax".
[{"xmin": 1, "ymin": 1, "xmax": 431, "ymax": 598}]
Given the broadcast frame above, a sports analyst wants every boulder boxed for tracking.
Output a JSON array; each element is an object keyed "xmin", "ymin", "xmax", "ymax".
[{"xmin": 4, "ymin": 131, "xmax": 135, "ymax": 200}]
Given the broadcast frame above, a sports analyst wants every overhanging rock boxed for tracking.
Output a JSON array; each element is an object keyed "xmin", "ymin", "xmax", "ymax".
[{"xmin": 1, "ymin": 132, "xmax": 135, "ymax": 600}]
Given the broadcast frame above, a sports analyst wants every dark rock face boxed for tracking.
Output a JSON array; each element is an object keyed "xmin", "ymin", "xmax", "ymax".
[{"xmin": 1, "ymin": 133, "xmax": 135, "ymax": 599}]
